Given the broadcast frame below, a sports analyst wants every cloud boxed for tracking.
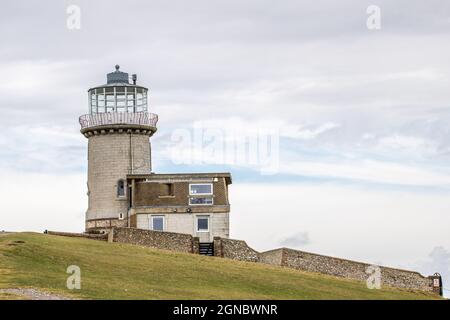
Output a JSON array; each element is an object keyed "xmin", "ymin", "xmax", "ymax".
[
  {"xmin": 279, "ymin": 232, "xmax": 311, "ymax": 248},
  {"xmin": 377, "ymin": 134, "xmax": 438, "ymax": 154},
  {"xmin": 280, "ymin": 159, "xmax": 450, "ymax": 187},
  {"xmin": 230, "ymin": 182, "xmax": 450, "ymax": 267},
  {"xmin": 160, "ymin": 118, "xmax": 336, "ymax": 174},
  {"xmin": 0, "ymin": 124, "xmax": 85, "ymax": 173},
  {"xmin": 281, "ymin": 122, "xmax": 340, "ymax": 140},
  {"xmin": 0, "ymin": 171, "xmax": 85, "ymax": 232},
  {"xmin": 414, "ymin": 246, "xmax": 450, "ymax": 297}
]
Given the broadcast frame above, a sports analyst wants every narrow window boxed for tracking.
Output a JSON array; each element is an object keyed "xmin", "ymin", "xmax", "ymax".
[
  {"xmin": 159, "ymin": 183, "xmax": 174, "ymax": 196},
  {"xmin": 197, "ymin": 216, "xmax": 209, "ymax": 232},
  {"xmin": 117, "ymin": 180, "xmax": 125, "ymax": 197},
  {"xmin": 151, "ymin": 216, "xmax": 164, "ymax": 231}
]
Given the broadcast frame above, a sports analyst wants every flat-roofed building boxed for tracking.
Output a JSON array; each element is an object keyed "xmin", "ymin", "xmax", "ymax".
[{"xmin": 127, "ymin": 173, "xmax": 231, "ymax": 242}]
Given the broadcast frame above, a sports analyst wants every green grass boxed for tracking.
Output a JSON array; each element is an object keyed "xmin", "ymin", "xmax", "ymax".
[{"xmin": 0, "ymin": 233, "xmax": 441, "ymax": 300}]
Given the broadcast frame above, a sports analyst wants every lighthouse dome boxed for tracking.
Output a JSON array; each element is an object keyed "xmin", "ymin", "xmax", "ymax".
[{"xmin": 107, "ymin": 65, "xmax": 129, "ymax": 84}]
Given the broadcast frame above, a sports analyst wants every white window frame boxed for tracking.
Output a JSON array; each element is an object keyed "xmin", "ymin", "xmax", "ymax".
[
  {"xmin": 196, "ymin": 216, "xmax": 210, "ymax": 233},
  {"xmin": 150, "ymin": 215, "xmax": 165, "ymax": 232},
  {"xmin": 189, "ymin": 183, "xmax": 213, "ymax": 196}
]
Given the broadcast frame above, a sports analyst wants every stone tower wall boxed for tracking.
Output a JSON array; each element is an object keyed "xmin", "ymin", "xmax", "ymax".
[{"xmin": 86, "ymin": 132, "xmax": 152, "ymax": 231}]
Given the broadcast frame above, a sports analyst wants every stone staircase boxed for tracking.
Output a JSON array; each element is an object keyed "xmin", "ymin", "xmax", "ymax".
[{"xmin": 199, "ymin": 242, "xmax": 214, "ymax": 256}]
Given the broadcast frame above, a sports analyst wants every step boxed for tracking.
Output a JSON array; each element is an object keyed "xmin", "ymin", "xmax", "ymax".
[{"xmin": 199, "ymin": 242, "xmax": 214, "ymax": 256}]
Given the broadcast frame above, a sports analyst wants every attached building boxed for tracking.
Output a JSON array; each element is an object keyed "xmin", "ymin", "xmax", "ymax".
[{"xmin": 127, "ymin": 173, "xmax": 231, "ymax": 242}]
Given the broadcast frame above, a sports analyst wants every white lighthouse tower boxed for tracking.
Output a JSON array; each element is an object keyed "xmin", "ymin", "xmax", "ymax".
[{"xmin": 79, "ymin": 65, "xmax": 158, "ymax": 232}]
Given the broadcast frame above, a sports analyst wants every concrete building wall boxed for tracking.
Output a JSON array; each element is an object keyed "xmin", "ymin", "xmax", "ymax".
[
  {"xmin": 167, "ymin": 214, "xmax": 195, "ymax": 235},
  {"xmin": 211, "ymin": 212, "xmax": 229, "ymax": 239},
  {"xmin": 135, "ymin": 212, "xmax": 229, "ymax": 242},
  {"xmin": 86, "ymin": 132, "xmax": 151, "ymax": 230}
]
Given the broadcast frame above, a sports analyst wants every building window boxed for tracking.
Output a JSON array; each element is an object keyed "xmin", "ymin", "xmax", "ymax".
[
  {"xmin": 151, "ymin": 216, "xmax": 164, "ymax": 231},
  {"xmin": 159, "ymin": 183, "xmax": 174, "ymax": 197},
  {"xmin": 189, "ymin": 183, "xmax": 213, "ymax": 205},
  {"xmin": 117, "ymin": 180, "xmax": 125, "ymax": 197},
  {"xmin": 189, "ymin": 183, "xmax": 213, "ymax": 195},
  {"xmin": 189, "ymin": 197, "xmax": 213, "ymax": 205},
  {"xmin": 197, "ymin": 216, "xmax": 209, "ymax": 232},
  {"xmin": 118, "ymin": 213, "xmax": 124, "ymax": 220}
]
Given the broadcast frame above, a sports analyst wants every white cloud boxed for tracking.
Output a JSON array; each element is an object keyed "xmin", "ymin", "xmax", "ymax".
[
  {"xmin": 281, "ymin": 122, "xmax": 340, "ymax": 140},
  {"xmin": 0, "ymin": 125, "xmax": 85, "ymax": 172},
  {"xmin": 281, "ymin": 160, "xmax": 450, "ymax": 187},
  {"xmin": 279, "ymin": 232, "xmax": 310, "ymax": 248},
  {"xmin": 230, "ymin": 182, "xmax": 450, "ymax": 271},
  {"xmin": 414, "ymin": 246, "xmax": 450, "ymax": 298},
  {"xmin": 0, "ymin": 171, "xmax": 85, "ymax": 232},
  {"xmin": 377, "ymin": 134, "xmax": 437, "ymax": 152}
]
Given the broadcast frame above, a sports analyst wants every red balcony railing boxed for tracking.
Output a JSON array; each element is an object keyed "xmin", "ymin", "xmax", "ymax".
[{"xmin": 79, "ymin": 112, "xmax": 158, "ymax": 130}]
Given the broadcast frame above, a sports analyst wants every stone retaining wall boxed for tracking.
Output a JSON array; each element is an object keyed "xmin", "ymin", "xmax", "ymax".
[
  {"xmin": 259, "ymin": 248, "xmax": 283, "ymax": 266},
  {"xmin": 260, "ymin": 248, "xmax": 434, "ymax": 292},
  {"xmin": 46, "ymin": 231, "xmax": 108, "ymax": 241},
  {"xmin": 111, "ymin": 227, "xmax": 198, "ymax": 254},
  {"xmin": 213, "ymin": 237, "xmax": 259, "ymax": 262}
]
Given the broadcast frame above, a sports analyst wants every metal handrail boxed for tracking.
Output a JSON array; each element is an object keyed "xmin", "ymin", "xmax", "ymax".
[{"xmin": 79, "ymin": 112, "xmax": 158, "ymax": 129}]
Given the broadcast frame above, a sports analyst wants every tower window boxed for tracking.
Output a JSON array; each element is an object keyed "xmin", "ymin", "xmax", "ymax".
[{"xmin": 117, "ymin": 180, "xmax": 125, "ymax": 197}]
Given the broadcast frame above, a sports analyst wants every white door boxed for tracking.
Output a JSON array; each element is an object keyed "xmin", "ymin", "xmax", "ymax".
[{"xmin": 195, "ymin": 215, "xmax": 211, "ymax": 242}]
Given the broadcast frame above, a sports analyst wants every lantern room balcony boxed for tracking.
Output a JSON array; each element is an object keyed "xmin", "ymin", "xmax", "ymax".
[{"xmin": 79, "ymin": 112, "xmax": 158, "ymax": 136}]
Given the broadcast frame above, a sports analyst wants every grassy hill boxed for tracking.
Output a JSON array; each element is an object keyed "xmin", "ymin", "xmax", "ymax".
[{"xmin": 0, "ymin": 232, "xmax": 440, "ymax": 300}]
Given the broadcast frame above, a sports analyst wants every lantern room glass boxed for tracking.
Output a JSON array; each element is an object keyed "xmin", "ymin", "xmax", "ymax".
[{"xmin": 89, "ymin": 86, "xmax": 148, "ymax": 114}]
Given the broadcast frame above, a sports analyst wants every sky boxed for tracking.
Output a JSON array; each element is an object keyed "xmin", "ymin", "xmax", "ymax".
[{"xmin": 0, "ymin": 0, "xmax": 449, "ymax": 296}]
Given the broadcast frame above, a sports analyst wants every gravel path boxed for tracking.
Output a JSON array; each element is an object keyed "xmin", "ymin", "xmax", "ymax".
[{"xmin": 0, "ymin": 288, "xmax": 72, "ymax": 300}]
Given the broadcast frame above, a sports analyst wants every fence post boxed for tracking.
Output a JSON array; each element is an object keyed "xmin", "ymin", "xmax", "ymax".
[
  {"xmin": 213, "ymin": 237, "xmax": 223, "ymax": 257},
  {"xmin": 107, "ymin": 228, "xmax": 115, "ymax": 243},
  {"xmin": 192, "ymin": 237, "xmax": 200, "ymax": 254},
  {"xmin": 428, "ymin": 273, "xmax": 443, "ymax": 296}
]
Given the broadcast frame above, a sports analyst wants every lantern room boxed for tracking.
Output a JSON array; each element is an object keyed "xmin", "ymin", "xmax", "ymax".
[{"xmin": 88, "ymin": 65, "xmax": 148, "ymax": 114}]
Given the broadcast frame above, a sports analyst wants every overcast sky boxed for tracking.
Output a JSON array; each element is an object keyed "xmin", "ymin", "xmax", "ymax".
[{"xmin": 1, "ymin": 0, "xmax": 449, "ymax": 295}]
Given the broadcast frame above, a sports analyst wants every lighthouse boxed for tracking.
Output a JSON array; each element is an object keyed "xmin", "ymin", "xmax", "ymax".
[
  {"xmin": 79, "ymin": 65, "xmax": 158, "ymax": 232},
  {"xmin": 79, "ymin": 66, "xmax": 231, "ymax": 243}
]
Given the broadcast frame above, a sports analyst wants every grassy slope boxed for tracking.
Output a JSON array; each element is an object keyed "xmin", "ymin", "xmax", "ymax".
[{"xmin": 0, "ymin": 233, "xmax": 440, "ymax": 300}]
